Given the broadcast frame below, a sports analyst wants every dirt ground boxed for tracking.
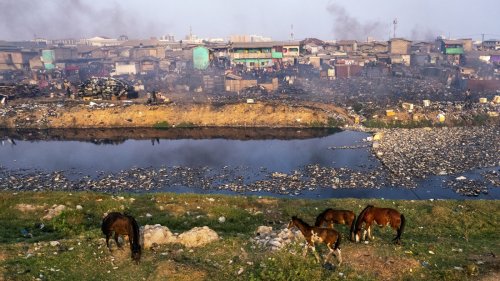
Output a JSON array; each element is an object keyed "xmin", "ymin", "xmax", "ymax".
[{"xmin": 0, "ymin": 100, "xmax": 351, "ymax": 129}]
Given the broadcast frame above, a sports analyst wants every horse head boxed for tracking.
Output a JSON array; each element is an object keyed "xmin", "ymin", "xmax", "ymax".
[
  {"xmin": 288, "ymin": 216, "xmax": 298, "ymax": 229},
  {"xmin": 131, "ymin": 243, "xmax": 141, "ymax": 264}
]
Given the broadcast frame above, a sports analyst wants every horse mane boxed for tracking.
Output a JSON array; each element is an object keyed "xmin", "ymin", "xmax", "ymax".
[
  {"xmin": 314, "ymin": 208, "xmax": 331, "ymax": 227},
  {"xmin": 355, "ymin": 205, "xmax": 373, "ymax": 230},
  {"xmin": 292, "ymin": 216, "xmax": 311, "ymax": 228}
]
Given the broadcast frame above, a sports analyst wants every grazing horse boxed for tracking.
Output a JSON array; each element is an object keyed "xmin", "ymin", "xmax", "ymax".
[
  {"xmin": 315, "ymin": 208, "xmax": 356, "ymax": 241},
  {"xmin": 288, "ymin": 216, "xmax": 342, "ymax": 265},
  {"xmin": 101, "ymin": 212, "xmax": 142, "ymax": 263},
  {"xmin": 353, "ymin": 205, "xmax": 405, "ymax": 244}
]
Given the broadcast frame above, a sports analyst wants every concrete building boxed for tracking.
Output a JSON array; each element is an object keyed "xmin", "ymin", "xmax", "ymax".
[
  {"xmin": 0, "ymin": 47, "xmax": 38, "ymax": 71},
  {"xmin": 483, "ymin": 39, "xmax": 500, "ymax": 50},
  {"xmin": 337, "ymin": 40, "xmax": 358, "ymax": 52},
  {"xmin": 230, "ymin": 42, "xmax": 279, "ymax": 68},
  {"xmin": 389, "ymin": 38, "xmax": 412, "ymax": 55},
  {"xmin": 282, "ymin": 41, "xmax": 300, "ymax": 64}
]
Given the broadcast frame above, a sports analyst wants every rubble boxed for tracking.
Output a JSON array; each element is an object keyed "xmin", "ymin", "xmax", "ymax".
[
  {"xmin": 77, "ymin": 77, "xmax": 138, "ymax": 100},
  {"xmin": 43, "ymin": 204, "xmax": 66, "ymax": 220},
  {"xmin": 446, "ymin": 178, "xmax": 488, "ymax": 197},
  {"xmin": 252, "ymin": 226, "xmax": 303, "ymax": 251},
  {"xmin": 373, "ymin": 127, "xmax": 500, "ymax": 179}
]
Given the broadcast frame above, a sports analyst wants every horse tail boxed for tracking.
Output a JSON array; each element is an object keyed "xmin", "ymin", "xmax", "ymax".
[
  {"xmin": 397, "ymin": 214, "xmax": 406, "ymax": 240},
  {"xmin": 127, "ymin": 215, "xmax": 141, "ymax": 250},
  {"xmin": 334, "ymin": 231, "xmax": 342, "ymax": 250},
  {"xmin": 349, "ymin": 212, "xmax": 357, "ymax": 241}
]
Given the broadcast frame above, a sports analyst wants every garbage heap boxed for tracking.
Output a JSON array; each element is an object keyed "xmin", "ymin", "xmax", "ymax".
[
  {"xmin": 0, "ymin": 83, "xmax": 42, "ymax": 99},
  {"xmin": 77, "ymin": 77, "xmax": 138, "ymax": 100}
]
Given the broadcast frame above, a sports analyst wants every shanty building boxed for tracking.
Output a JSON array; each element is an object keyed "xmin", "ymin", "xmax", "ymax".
[
  {"xmin": 337, "ymin": 40, "xmax": 358, "ymax": 52},
  {"xmin": 438, "ymin": 39, "xmax": 464, "ymax": 65},
  {"xmin": 0, "ymin": 46, "xmax": 38, "ymax": 71},
  {"xmin": 230, "ymin": 42, "xmax": 281, "ymax": 68},
  {"xmin": 192, "ymin": 46, "xmax": 210, "ymax": 70},
  {"xmin": 389, "ymin": 38, "xmax": 412, "ymax": 55},
  {"xmin": 483, "ymin": 39, "xmax": 500, "ymax": 50},
  {"xmin": 459, "ymin": 38, "xmax": 473, "ymax": 52},
  {"xmin": 438, "ymin": 39, "xmax": 464, "ymax": 55},
  {"xmin": 282, "ymin": 41, "xmax": 300, "ymax": 65}
]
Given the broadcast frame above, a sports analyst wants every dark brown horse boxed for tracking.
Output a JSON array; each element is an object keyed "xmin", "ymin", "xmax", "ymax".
[
  {"xmin": 353, "ymin": 205, "xmax": 405, "ymax": 244},
  {"xmin": 288, "ymin": 216, "xmax": 342, "ymax": 265},
  {"xmin": 101, "ymin": 212, "xmax": 141, "ymax": 263},
  {"xmin": 315, "ymin": 208, "xmax": 356, "ymax": 241}
]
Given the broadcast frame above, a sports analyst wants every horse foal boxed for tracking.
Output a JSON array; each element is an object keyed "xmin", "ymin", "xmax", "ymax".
[{"xmin": 288, "ymin": 216, "xmax": 342, "ymax": 265}]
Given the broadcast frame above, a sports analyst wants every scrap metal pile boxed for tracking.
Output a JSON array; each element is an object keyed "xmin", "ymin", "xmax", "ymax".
[
  {"xmin": 0, "ymin": 83, "xmax": 42, "ymax": 100},
  {"xmin": 77, "ymin": 77, "xmax": 138, "ymax": 100}
]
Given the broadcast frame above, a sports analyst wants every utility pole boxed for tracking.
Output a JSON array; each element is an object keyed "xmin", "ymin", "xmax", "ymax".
[
  {"xmin": 393, "ymin": 18, "xmax": 398, "ymax": 38},
  {"xmin": 290, "ymin": 24, "xmax": 294, "ymax": 41},
  {"xmin": 481, "ymin": 33, "xmax": 485, "ymax": 50}
]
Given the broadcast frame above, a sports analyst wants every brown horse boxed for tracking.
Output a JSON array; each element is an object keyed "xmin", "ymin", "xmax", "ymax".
[
  {"xmin": 101, "ymin": 212, "xmax": 142, "ymax": 263},
  {"xmin": 314, "ymin": 208, "xmax": 356, "ymax": 241},
  {"xmin": 353, "ymin": 205, "xmax": 405, "ymax": 244},
  {"xmin": 288, "ymin": 216, "xmax": 342, "ymax": 265}
]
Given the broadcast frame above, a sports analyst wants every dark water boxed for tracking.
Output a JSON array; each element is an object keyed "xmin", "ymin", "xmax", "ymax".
[{"xmin": 0, "ymin": 128, "xmax": 498, "ymax": 200}]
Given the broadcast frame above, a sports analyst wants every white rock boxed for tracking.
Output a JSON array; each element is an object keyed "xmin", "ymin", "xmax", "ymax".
[
  {"xmin": 177, "ymin": 226, "xmax": 219, "ymax": 247},
  {"xmin": 49, "ymin": 241, "xmax": 60, "ymax": 247},
  {"xmin": 256, "ymin": 226, "xmax": 273, "ymax": 236},
  {"xmin": 141, "ymin": 224, "xmax": 177, "ymax": 248},
  {"xmin": 218, "ymin": 216, "xmax": 226, "ymax": 223},
  {"xmin": 43, "ymin": 205, "xmax": 66, "ymax": 220},
  {"xmin": 76, "ymin": 205, "xmax": 83, "ymax": 210}
]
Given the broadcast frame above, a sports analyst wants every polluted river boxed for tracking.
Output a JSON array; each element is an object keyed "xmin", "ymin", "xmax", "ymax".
[{"xmin": 0, "ymin": 127, "xmax": 499, "ymax": 200}]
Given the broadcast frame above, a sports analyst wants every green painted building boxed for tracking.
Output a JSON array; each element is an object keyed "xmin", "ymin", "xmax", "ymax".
[
  {"xmin": 193, "ymin": 46, "xmax": 210, "ymax": 70},
  {"xmin": 230, "ymin": 42, "xmax": 283, "ymax": 68},
  {"xmin": 440, "ymin": 39, "xmax": 464, "ymax": 55}
]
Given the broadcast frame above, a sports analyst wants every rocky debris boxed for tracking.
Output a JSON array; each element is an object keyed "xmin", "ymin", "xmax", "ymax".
[
  {"xmin": 255, "ymin": 226, "xmax": 273, "ymax": 236},
  {"xmin": 446, "ymin": 178, "xmax": 489, "ymax": 196},
  {"xmin": 252, "ymin": 226, "xmax": 303, "ymax": 251},
  {"xmin": 77, "ymin": 77, "xmax": 138, "ymax": 100},
  {"xmin": 177, "ymin": 226, "xmax": 219, "ymax": 248},
  {"xmin": 482, "ymin": 170, "xmax": 500, "ymax": 187},
  {"xmin": 43, "ymin": 204, "xmax": 66, "ymax": 220},
  {"xmin": 141, "ymin": 224, "xmax": 218, "ymax": 248},
  {"xmin": 141, "ymin": 224, "xmax": 177, "ymax": 249},
  {"xmin": 373, "ymin": 127, "xmax": 500, "ymax": 179}
]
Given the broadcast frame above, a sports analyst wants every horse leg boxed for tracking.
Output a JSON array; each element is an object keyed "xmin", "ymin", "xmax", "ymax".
[
  {"xmin": 336, "ymin": 248, "xmax": 342, "ymax": 265},
  {"xmin": 105, "ymin": 234, "xmax": 111, "ymax": 250},
  {"xmin": 114, "ymin": 233, "xmax": 122, "ymax": 249},
  {"xmin": 311, "ymin": 246, "xmax": 321, "ymax": 263},
  {"xmin": 368, "ymin": 225, "xmax": 374, "ymax": 240},
  {"xmin": 302, "ymin": 244, "xmax": 309, "ymax": 257},
  {"xmin": 325, "ymin": 244, "xmax": 334, "ymax": 264}
]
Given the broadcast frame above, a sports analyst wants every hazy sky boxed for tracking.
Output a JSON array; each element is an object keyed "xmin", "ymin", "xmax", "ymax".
[{"xmin": 1, "ymin": 0, "xmax": 499, "ymax": 41}]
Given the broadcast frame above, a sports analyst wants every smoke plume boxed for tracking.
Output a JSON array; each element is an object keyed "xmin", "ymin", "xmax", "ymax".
[
  {"xmin": 409, "ymin": 25, "xmax": 439, "ymax": 41},
  {"xmin": 326, "ymin": 2, "xmax": 387, "ymax": 41},
  {"xmin": 0, "ymin": 0, "xmax": 168, "ymax": 40}
]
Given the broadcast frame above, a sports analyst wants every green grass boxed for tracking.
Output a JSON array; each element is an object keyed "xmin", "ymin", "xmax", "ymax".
[
  {"xmin": 0, "ymin": 192, "xmax": 498, "ymax": 280},
  {"xmin": 152, "ymin": 121, "xmax": 171, "ymax": 129},
  {"xmin": 176, "ymin": 122, "xmax": 196, "ymax": 128}
]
